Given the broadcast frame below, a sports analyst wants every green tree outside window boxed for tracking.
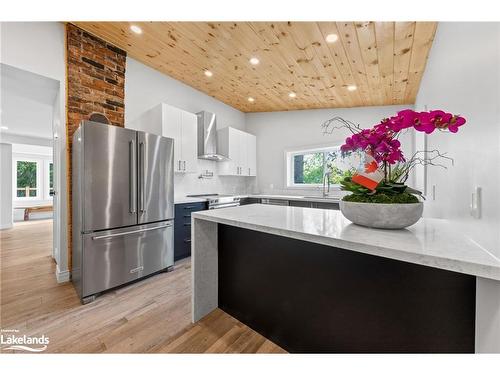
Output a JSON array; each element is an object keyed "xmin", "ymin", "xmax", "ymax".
[
  {"xmin": 16, "ymin": 161, "xmax": 37, "ymax": 197},
  {"xmin": 293, "ymin": 148, "xmax": 357, "ymax": 185}
]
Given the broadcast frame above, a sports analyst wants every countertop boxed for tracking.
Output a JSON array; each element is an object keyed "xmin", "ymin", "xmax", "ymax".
[
  {"xmin": 174, "ymin": 197, "xmax": 210, "ymax": 204},
  {"xmin": 192, "ymin": 204, "xmax": 500, "ymax": 281},
  {"xmin": 175, "ymin": 194, "xmax": 341, "ymax": 205}
]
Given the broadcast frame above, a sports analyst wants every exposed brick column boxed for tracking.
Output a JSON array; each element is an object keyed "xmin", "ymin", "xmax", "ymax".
[{"xmin": 66, "ymin": 23, "xmax": 126, "ymax": 269}]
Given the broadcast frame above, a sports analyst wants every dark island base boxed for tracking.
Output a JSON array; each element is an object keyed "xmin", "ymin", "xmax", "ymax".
[{"xmin": 218, "ymin": 224, "xmax": 476, "ymax": 353}]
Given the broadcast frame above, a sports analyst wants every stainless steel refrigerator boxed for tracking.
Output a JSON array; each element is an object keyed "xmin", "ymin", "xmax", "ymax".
[{"xmin": 72, "ymin": 120, "xmax": 174, "ymax": 303}]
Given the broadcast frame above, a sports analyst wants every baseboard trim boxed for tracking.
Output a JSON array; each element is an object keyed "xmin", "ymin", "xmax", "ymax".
[
  {"xmin": 56, "ymin": 265, "xmax": 71, "ymax": 283},
  {"xmin": 0, "ymin": 223, "xmax": 13, "ymax": 230}
]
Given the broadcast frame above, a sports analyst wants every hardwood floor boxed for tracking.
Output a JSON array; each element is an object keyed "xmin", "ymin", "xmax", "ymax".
[{"xmin": 0, "ymin": 220, "xmax": 285, "ymax": 353}]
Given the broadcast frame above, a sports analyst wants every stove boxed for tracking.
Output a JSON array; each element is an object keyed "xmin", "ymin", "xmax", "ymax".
[{"xmin": 186, "ymin": 194, "xmax": 241, "ymax": 209}]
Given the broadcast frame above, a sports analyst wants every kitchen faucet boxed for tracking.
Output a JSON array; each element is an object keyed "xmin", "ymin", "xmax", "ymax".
[{"xmin": 322, "ymin": 171, "xmax": 331, "ymax": 197}]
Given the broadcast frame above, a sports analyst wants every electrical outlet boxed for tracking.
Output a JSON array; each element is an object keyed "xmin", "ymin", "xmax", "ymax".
[{"xmin": 470, "ymin": 186, "xmax": 482, "ymax": 219}]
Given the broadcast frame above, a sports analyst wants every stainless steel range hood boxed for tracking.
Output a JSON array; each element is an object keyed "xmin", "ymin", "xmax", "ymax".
[{"xmin": 196, "ymin": 111, "xmax": 227, "ymax": 161}]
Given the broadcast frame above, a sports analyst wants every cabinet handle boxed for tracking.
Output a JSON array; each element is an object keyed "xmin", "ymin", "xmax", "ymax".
[
  {"xmin": 183, "ymin": 161, "xmax": 186, "ymax": 171},
  {"xmin": 184, "ymin": 206, "xmax": 197, "ymax": 209},
  {"xmin": 178, "ymin": 160, "xmax": 181, "ymax": 171},
  {"xmin": 184, "ymin": 239, "xmax": 192, "ymax": 243}
]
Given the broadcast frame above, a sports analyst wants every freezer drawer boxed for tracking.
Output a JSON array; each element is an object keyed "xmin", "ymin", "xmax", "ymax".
[{"xmin": 82, "ymin": 221, "xmax": 173, "ymax": 298}]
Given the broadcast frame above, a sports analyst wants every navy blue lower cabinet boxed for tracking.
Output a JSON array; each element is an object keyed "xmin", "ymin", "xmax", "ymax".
[{"xmin": 174, "ymin": 202, "xmax": 207, "ymax": 261}]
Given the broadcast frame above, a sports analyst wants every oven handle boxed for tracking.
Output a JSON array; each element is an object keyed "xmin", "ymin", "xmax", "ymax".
[{"xmin": 209, "ymin": 203, "xmax": 240, "ymax": 210}]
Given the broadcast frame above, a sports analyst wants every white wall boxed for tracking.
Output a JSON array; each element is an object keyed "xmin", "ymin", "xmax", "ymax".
[
  {"xmin": 415, "ymin": 22, "xmax": 500, "ymax": 258},
  {"xmin": 0, "ymin": 22, "xmax": 65, "ymax": 82},
  {"xmin": 0, "ymin": 22, "xmax": 68, "ymax": 276},
  {"xmin": 0, "ymin": 133, "xmax": 52, "ymax": 147},
  {"xmin": 0, "ymin": 143, "xmax": 13, "ymax": 229},
  {"xmin": 1, "ymin": 62, "xmax": 59, "ymax": 139},
  {"xmin": 125, "ymin": 57, "xmax": 246, "ymax": 130},
  {"xmin": 414, "ymin": 23, "xmax": 500, "ymax": 353},
  {"xmin": 125, "ymin": 57, "xmax": 256, "ymax": 198},
  {"xmin": 245, "ymin": 105, "xmax": 413, "ymax": 196}
]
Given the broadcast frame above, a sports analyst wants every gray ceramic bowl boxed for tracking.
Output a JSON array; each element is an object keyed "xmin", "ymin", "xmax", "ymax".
[{"xmin": 339, "ymin": 200, "xmax": 424, "ymax": 229}]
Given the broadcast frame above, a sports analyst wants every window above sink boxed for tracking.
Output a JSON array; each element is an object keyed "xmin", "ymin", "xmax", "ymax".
[{"xmin": 284, "ymin": 144, "xmax": 360, "ymax": 189}]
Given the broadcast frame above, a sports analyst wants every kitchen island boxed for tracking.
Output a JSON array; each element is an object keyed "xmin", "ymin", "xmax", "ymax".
[{"xmin": 191, "ymin": 204, "xmax": 500, "ymax": 353}]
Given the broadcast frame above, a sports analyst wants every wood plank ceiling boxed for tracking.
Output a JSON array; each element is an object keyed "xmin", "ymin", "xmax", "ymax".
[{"xmin": 73, "ymin": 22, "xmax": 437, "ymax": 113}]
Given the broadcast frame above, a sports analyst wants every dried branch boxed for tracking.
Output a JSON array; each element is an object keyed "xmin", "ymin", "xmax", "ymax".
[
  {"xmin": 392, "ymin": 150, "xmax": 454, "ymax": 184},
  {"xmin": 321, "ymin": 116, "xmax": 363, "ymax": 136}
]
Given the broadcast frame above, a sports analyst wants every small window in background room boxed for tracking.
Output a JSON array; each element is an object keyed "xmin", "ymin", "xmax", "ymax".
[
  {"xmin": 16, "ymin": 160, "xmax": 38, "ymax": 198},
  {"xmin": 49, "ymin": 162, "xmax": 54, "ymax": 196}
]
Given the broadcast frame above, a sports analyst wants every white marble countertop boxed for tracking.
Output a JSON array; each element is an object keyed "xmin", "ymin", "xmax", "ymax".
[
  {"xmin": 192, "ymin": 204, "xmax": 500, "ymax": 281},
  {"xmin": 174, "ymin": 197, "xmax": 209, "ymax": 204}
]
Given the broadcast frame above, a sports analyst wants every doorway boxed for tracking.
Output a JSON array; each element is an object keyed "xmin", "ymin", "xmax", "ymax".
[{"xmin": 0, "ymin": 63, "xmax": 63, "ymax": 279}]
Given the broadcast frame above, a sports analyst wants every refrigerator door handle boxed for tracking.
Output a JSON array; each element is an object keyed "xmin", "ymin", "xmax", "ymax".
[
  {"xmin": 129, "ymin": 140, "xmax": 137, "ymax": 213},
  {"xmin": 92, "ymin": 223, "xmax": 172, "ymax": 240},
  {"xmin": 139, "ymin": 141, "xmax": 145, "ymax": 212}
]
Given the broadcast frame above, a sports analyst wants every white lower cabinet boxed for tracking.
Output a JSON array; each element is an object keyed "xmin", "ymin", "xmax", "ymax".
[{"xmin": 217, "ymin": 127, "xmax": 257, "ymax": 177}]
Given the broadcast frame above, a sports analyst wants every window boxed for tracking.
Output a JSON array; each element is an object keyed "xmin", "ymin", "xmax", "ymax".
[
  {"xmin": 48, "ymin": 162, "xmax": 54, "ymax": 198},
  {"xmin": 16, "ymin": 160, "xmax": 39, "ymax": 198},
  {"xmin": 286, "ymin": 145, "xmax": 360, "ymax": 188},
  {"xmin": 292, "ymin": 151, "xmax": 325, "ymax": 185},
  {"xmin": 13, "ymin": 155, "xmax": 53, "ymax": 202}
]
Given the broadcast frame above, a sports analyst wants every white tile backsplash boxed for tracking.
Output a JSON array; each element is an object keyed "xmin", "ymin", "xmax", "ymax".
[{"xmin": 174, "ymin": 159, "xmax": 257, "ymax": 199}]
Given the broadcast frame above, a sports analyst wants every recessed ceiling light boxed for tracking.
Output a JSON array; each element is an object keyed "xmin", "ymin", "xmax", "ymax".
[
  {"xmin": 347, "ymin": 85, "xmax": 357, "ymax": 91},
  {"xmin": 130, "ymin": 25, "xmax": 143, "ymax": 34},
  {"xmin": 249, "ymin": 57, "xmax": 260, "ymax": 65},
  {"xmin": 288, "ymin": 92, "xmax": 297, "ymax": 98},
  {"xmin": 204, "ymin": 70, "xmax": 213, "ymax": 77},
  {"xmin": 0, "ymin": 126, "xmax": 8, "ymax": 130},
  {"xmin": 325, "ymin": 33, "xmax": 339, "ymax": 43},
  {"xmin": 248, "ymin": 97, "xmax": 255, "ymax": 103}
]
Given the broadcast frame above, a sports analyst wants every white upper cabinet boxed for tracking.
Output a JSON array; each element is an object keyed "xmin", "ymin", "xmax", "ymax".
[
  {"xmin": 161, "ymin": 104, "xmax": 182, "ymax": 171},
  {"xmin": 217, "ymin": 127, "xmax": 257, "ymax": 177},
  {"xmin": 131, "ymin": 103, "xmax": 198, "ymax": 173},
  {"xmin": 179, "ymin": 110, "xmax": 197, "ymax": 173},
  {"xmin": 161, "ymin": 104, "xmax": 197, "ymax": 173},
  {"xmin": 246, "ymin": 133, "xmax": 256, "ymax": 177}
]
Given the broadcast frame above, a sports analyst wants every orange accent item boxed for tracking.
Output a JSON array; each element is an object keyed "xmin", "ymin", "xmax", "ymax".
[
  {"xmin": 364, "ymin": 160, "xmax": 379, "ymax": 173},
  {"xmin": 352, "ymin": 174, "xmax": 379, "ymax": 190}
]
